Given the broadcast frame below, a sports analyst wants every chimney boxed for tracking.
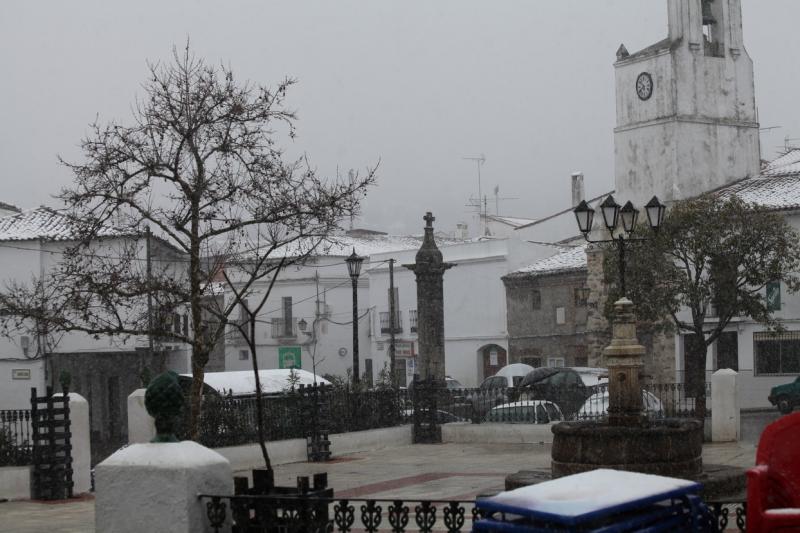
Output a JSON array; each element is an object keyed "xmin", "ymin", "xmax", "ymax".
[
  {"xmin": 571, "ymin": 172, "xmax": 585, "ymax": 207},
  {"xmin": 456, "ymin": 222, "xmax": 469, "ymax": 240}
]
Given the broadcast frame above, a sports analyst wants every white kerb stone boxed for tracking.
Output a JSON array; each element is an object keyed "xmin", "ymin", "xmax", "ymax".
[{"xmin": 95, "ymin": 441, "xmax": 232, "ymax": 533}]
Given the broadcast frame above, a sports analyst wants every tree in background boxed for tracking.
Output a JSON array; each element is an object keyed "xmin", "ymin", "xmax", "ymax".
[
  {"xmin": 0, "ymin": 44, "xmax": 375, "ymax": 437},
  {"xmin": 603, "ymin": 196, "xmax": 800, "ymax": 419}
]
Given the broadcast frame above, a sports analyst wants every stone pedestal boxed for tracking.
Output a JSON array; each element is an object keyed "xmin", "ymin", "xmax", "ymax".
[
  {"xmin": 711, "ymin": 368, "xmax": 740, "ymax": 442},
  {"xmin": 127, "ymin": 388, "xmax": 156, "ymax": 444},
  {"xmin": 95, "ymin": 442, "xmax": 233, "ymax": 533}
]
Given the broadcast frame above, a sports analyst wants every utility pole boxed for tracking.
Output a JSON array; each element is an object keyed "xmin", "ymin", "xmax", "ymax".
[
  {"xmin": 388, "ymin": 259, "xmax": 397, "ymax": 387},
  {"xmin": 145, "ymin": 225, "xmax": 153, "ymax": 356}
]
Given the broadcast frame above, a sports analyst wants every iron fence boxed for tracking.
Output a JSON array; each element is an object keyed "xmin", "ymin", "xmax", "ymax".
[
  {"xmin": 192, "ymin": 382, "xmax": 708, "ymax": 448},
  {"xmin": 200, "ymin": 493, "xmax": 745, "ymax": 532},
  {"xmin": 0, "ymin": 409, "xmax": 33, "ymax": 466},
  {"xmin": 201, "ymin": 494, "xmax": 481, "ymax": 532},
  {"xmin": 439, "ymin": 382, "xmax": 707, "ymax": 424},
  {"xmin": 193, "ymin": 385, "xmax": 409, "ymax": 448}
]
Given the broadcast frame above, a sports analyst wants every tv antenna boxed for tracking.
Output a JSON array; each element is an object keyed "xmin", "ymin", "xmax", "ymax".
[
  {"xmin": 492, "ymin": 185, "xmax": 519, "ymax": 217},
  {"xmin": 463, "ymin": 154, "xmax": 486, "ymax": 232}
]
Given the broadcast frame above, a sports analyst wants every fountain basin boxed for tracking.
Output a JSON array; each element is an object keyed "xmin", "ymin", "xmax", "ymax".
[{"xmin": 551, "ymin": 418, "xmax": 703, "ymax": 479}]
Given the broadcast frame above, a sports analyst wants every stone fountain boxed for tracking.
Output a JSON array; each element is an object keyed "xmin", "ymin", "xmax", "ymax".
[
  {"xmin": 507, "ymin": 298, "xmax": 744, "ymax": 498},
  {"xmin": 550, "ymin": 298, "xmax": 703, "ymax": 478}
]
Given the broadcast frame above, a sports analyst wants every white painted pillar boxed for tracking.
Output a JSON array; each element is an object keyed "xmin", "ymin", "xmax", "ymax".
[
  {"xmin": 53, "ymin": 392, "xmax": 92, "ymax": 494},
  {"xmin": 95, "ymin": 442, "xmax": 232, "ymax": 533},
  {"xmin": 127, "ymin": 388, "xmax": 156, "ymax": 444},
  {"xmin": 711, "ymin": 368, "xmax": 740, "ymax": 442}
]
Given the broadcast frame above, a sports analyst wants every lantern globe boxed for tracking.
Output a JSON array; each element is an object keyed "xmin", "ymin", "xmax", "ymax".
[
  {"xmin": 645, "ymin": 196, "xmax": 666, "ymax": 230},
  {"xmin": 346, "ymin": 248, "xmax": 364, "ymax": 279},
  {"xmin": 573, "ymin": 200, "xmax": 595, "ymax": 234},
  {"xmin": 600, "ymin": 195, "xmax": 621, "ymax": 231},
  {"xmin": 620, "ymin": 201, "xmax": 639, "ymax": 233}
]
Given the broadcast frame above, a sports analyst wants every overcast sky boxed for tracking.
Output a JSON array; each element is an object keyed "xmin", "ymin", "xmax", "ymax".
[{"xmin": 1, "ymin": 1, "xmax": 798, "ymax": 235}]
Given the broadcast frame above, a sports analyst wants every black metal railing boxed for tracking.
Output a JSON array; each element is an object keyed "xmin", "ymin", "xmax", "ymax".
[
  {"xmin": 201, "ymin": 494, "xmax": 482, "ymax": 533},
  {"xmin": 707, "ymin": 499, "xmax": 747, "ymax": 532},
  {"xmin": 191, "ymin": 382, "xmax": 709, "ymax": 448},
  {"xmin": 200, "ymin": 493, "xmax": 746, "ymax": 532},
  {"xmin": 440, "ymin": 382, "xmax": 706, "ymax": 424},
  {"xmin": 0, "ymin": 409, "xmax": 33, "ymax": 466},
  {"xmin": 193, "ymin": 385, "xmax": 410, "ymax": 448}
]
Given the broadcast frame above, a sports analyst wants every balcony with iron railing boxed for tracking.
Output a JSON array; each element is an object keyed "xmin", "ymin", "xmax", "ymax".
[
  {"xmin": 379, "ymin": 311, "xmax": 403, "ymax": 335},
  {"xmin": 271, "ymin": 317, "xmax": 298, "ymax": 339}
]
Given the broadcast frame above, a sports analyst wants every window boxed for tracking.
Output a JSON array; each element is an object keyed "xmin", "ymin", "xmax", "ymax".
[
  {"xmin": 767, "ymin": 282, "xmax": 782, "ymax": 312},
  {"xmin": 548, "ymin": 357, "xmax": 565, "ymax": 368},
  {"xmin": 555, "ymin": 307, "xmax": 566, "ymax": 325},
  {"xmin": 239, "ymin": 350, "xmax": 250, "ymax": 361},
  {"xmin": 755, "ymin": 331, "xmax": 800, "ymax": 375},
  {"xmin": 531, "ymin": 290, "xmax": 541, "ymax": 310},
  {"xmin": 182, "ymin": 314, "xmax": 189, "ymax": 337},
  {"xmin": 282, "ymin": 297, "xmax": 293, "ymax": 337},
  {"xmin": 574, "ymin": 287, "xmax": 590, "ymax": 306},
  {"xmin": 522, "ymin": 356, "xmax": 542, "ymax": 368},
  {"xmin": 409, "ymin": 309, "xmax": 418, "ymax": 333},
  {"xmin": 379, "ymin": 311, "xmax": 403, "ymax": 334},
  {"xmin": 715, "ymin": 331, "xmax": 738, "ymax": 371}
]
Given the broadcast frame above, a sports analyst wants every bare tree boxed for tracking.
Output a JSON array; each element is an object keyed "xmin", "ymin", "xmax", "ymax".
[{"xmin": 0, "ymin": 44, "xmax": 375, "ymax": 437}]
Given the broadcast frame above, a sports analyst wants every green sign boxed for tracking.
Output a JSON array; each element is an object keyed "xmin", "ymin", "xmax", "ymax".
[
  {"xmin": 278, "ymin": 346, "xmax": 302, "ymax": 369},
  {"xmin": 767, "ymin": 281, "xmax": 781, "ymax": 312}
]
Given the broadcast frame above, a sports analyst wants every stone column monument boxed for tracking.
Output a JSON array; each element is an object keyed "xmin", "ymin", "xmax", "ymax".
[{"xmin": 404, "ymin": 212, "xmax": 454, "ymax": 380}]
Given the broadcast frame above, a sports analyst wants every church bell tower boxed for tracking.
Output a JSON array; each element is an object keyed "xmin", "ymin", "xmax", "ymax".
[{"xmin": 614, "ymin": 0, "xmax": 760, "ymax": 206}]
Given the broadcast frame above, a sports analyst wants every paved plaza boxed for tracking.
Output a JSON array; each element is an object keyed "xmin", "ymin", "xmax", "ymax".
[{"xmin": 0, "ymin": 441, "xmax": 757, "ymax": 532}]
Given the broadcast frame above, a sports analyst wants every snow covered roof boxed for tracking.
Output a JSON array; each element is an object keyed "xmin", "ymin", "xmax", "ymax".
[
  {"xmin": 507, "ymin": 246, "xmax": 587, "ymax": 278},
  {"xmin": 183, "ymin": 369, "xmax": 330, "ymax": 396},
  {"xmin": 762, "ymin": 149, "xmax": 800, "ymax": 178},
  {"xmin": 0, "ymin": 201, "xmax": 20, "ymax": 214},
  {"xmin": 0, "ymin": 206, "xmax": 127, "ymax": 242},
  {"xmin": 236, "ymin": 233, "xmax": 465, "ymax": 262},
  {"xmin": 716, "ymin": 150, "xmax": 800, "ymax": 211}
]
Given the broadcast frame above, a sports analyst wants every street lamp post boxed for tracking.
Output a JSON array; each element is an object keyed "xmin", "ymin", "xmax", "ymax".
[
  {"xmin": 345, "ymin": 248, "xmax": 364, "ymax": 386},
  {"xmin": 573, "ymin": 195, "xmax": 666, "ymax": 296}
]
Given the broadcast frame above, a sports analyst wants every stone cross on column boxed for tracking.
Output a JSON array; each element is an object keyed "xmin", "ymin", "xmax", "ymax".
[{"xmin": 404, "ymin": 212, "xmax": 454, "ymax": 381}]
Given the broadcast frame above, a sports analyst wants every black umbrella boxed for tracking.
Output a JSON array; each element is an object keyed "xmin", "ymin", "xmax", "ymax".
[{"xmin": 519, "ymin": 367, "xmax": 562, "ymax": 388}]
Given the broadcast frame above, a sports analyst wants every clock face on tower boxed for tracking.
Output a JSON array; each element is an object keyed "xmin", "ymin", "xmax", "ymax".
[{"xmin": 636, "ymin": 72, "xmax": 653, "ymax": 101}]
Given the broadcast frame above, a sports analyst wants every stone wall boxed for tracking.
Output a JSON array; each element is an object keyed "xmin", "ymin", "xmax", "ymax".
[
  {"xmin": 504, "ymin": 269, "xmax": 589, "ymax": 367},
  {"xmin": 584, "ymin": 245, "xmax": 675, "ymax": 383}
]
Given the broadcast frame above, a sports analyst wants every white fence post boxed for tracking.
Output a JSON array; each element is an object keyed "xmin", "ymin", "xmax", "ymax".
[
  {"xmin": 127, "ymin": 388, "xmax": 156, "ymax": 444},
  {"xmin": 711, "ymin": 368, "xmax": 740, "ymax": 442},
  {"xmin": 53, "ymin": 392, "xmax": 92, "ymax": 495}
]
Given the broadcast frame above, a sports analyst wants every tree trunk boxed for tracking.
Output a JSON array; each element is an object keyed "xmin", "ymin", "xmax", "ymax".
[
  {"xmin": 249, "ymin": 314, "xmax": 271, "ymax": 469},
  {"xmin": 685, "ymin": 333, "xmax": 708, "ymax": 422}
]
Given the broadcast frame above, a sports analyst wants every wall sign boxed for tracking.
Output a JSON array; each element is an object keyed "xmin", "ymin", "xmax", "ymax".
[
  {"xmin": 278, "ymin": 346, "xmax": 302, "ymax": 369},
  {"xmin": 12, "ymin": 369, "xmax": 31, "ymax": 380}
]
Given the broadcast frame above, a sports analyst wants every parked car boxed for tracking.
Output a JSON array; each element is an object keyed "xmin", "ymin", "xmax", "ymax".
[
  {"xmin": 484, "ymin": 400, "xmax": 564, "ymax": 424},
  {"xmin": 479, "ymin": 363, "xmax": 535, "ymax": 389},
  {"xmin": 519, "ymin": 367, "xmax": 608, "ymax": 417},
  {"xmin": 768, "ymin": 377, "xmax": 800, "ymax": 414},
  {"xmin": 471, "ymin": 364, "xmax": 535, "ymax": 418},
  {"xmin": 577, "ymin": 390, "xmax": 664, "ymax": 420},
  {"xmin": 402, "ymin": 409, "xmax": 466, "ymax": 424}
]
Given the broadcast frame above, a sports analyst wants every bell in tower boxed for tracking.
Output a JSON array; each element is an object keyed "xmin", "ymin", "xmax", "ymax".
[{"xmin": 702, "ymin": 0, "xmax": 717, "ymax": 26}]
